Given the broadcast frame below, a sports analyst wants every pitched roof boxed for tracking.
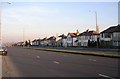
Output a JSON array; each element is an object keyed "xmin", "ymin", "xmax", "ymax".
[
  {"xmin": 58, "ymin": 34, "xmax": 67, "ymax": 39},
  {"xmin": 89, "ymin": 31, "xmax": 100, "ymax": 35},
  {"xmin": 32, "ymin": 39, "xmax": 36, "ymax": 42},
  {"xmin": 47, "ymin": 36, "xmax": 56, "ymax": 40},
  {"xmin": 68, "ymin": 33, "xmax": 78, "ymax": 37},
  {"xmin": 41, "ymin": 37, "xmax": 47, "ymax": 41},
  {"xmin": 79, "ymin": 30, "xmax": 99, "ymax": 36},
  {"xmin": 32, "ymin": 38, "xmax": 41, "ymax": 42},
  {"xmin": 36, "ymin": 39, "xmax": 41, "ymax": 41},
  {"xmin": 101, "ymin": 24, "xmax": 120, "ymax": 33}
]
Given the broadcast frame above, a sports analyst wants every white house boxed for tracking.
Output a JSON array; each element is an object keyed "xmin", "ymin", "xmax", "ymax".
[
  {"xmin": 100, "ymin": 24, "xmax": 120, "ymax": 47},
  {"xmin": 57, "ymin": 34, "xmax": 67, "ymax": 47},
  {"xmin": 62, "ymin": 36, "xmax": 67, "ymax": 47},
  {"xmin": 40, "ymin": 37, "xmax": 48, "ymax": 46},
  {"xmin": 66, "ymin": 31, "xmax": 79, "ymax": 47},
  {"xmin": 32, "ymin": 39, "xmax": 37, "ymax": 46},
  {"xmin": 32, "ymin": 39, "xmax": 40, "ymax": 46},
  {"xmin": 78, "ymin": 30, "xmax": 100, "ymax": 47},
  {"xmin": 16, "ymin": 42, "xmax": 25, "ymax": 46},
  {"xmin": 47, "ymin": 36, "xmax": 56, "ymax": 47},
  {"xmin": 113, "ymin": 32, "xmax": 120, "ymax": 46}
]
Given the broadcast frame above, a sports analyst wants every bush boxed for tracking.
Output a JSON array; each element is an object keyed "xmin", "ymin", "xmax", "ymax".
[{"xmin": 88, "ymin": 41, "xmax": 97, "ymax": 47}]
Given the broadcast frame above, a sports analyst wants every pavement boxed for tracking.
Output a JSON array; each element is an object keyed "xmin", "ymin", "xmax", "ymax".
[{"xmin": 2, "ymin": 47, "xmax": 120, "ymax": 78}]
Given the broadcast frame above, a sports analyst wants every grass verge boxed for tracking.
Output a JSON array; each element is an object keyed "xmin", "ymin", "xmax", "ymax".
[{"xmin": 24, "ymin": 47, "xmax": 120, "ymax": 58}]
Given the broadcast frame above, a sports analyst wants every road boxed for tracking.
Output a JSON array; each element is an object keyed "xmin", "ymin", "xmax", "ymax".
[{"xmin": 2, "ymin": 47, "xmax": 119, "ymax": 78}]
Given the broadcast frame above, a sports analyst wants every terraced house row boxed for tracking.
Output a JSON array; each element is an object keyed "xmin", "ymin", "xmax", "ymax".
[{"xmin": 16, "ymin": 24, "xmax": 120, "ymax": 48}]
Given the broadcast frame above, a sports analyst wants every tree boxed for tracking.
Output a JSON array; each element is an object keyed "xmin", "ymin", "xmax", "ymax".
[
  {"xmin": 25, "ymin": 41, "xmax": 28, "ymax": 47},
  {"xmin": 88, "ymin": 40, "xmax": 91, "ymax": 47}
]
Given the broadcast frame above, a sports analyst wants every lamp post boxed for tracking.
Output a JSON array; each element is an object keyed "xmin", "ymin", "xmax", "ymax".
[
  {"xmin": 0, "ymin": 2, "xmax": 11, "ymax": 45},
  {"xmin": 95, "ymin": 11, "xmax": 99, "ymax": 33},
  {"xmin": 89, "ymin": 10, "xmax": 99, "ymax": 33},
  {"xmin": 89, "ymin": 10, "xmax": 100, "ymax": 48},
  {"xmin": 0, "ymin": 2, "xmax": 2, "ymax": 45},
  {"xmin": 23, "ymin": 27, "xmax": 25, "ymax": 46}
]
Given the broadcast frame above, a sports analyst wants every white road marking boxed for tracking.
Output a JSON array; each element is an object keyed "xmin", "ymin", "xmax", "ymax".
[
  {"xmin": 36, "ymin": 56, "xmax": 40, "ymax": 58},
  {"xmin": 88, "ymin": 59, "xmax": 97, "ymax": 62},
  {"xmin": 63, "ymin": 55, "xmax": 66, "ymax": 56},
  {"xmin": 53, "ymin": 61, "xmax": 60, "ymax": 64},
  {"xmin": 98, "ymin": 74, "xmax": 116, "ymax": 79}
]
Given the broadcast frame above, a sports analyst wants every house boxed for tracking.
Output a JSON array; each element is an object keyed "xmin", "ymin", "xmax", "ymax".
[
  {"xmin": 66, "ymin": 30, "xmax": 80, "ymax": 47},
  {"xmin": 66, "ymin": 33, "xmax": 76, "ymax": 47},
  {"xmin": 62, "ymin": 36, "xmax": 67, "ymax": 47},
  {"xmin": 32, "ymin": 39, "xmax": 40, "ymax": 46},
  {"xmin": 100, "ymin": 24, "xmax": 120, "ymax": 48},
  {"xmin": 16, "ymin": 42, "xmax": 25, "ymax": 46},
  {"xmin": 47, "ymin": 36, "xmax": 56, "ymax": 47},
  {"xmin": 78, "ymin": 29, "xmax": 100, "ymax": 47},
  {"xmin": 56, "ymin": 38, "xmax": 62, "ymax": 47},
  {"xmin": 32, "ymin": 39, "xmax": 36, "ymax": 46},
  {"xmin": 40, "ymin": 37, "xmax": 48, "ymax": 46},
  {"xmin": 57, "ymin": 34, "xmax": 67, "ymax": 47},
  {"xmin": 56, "ymin": 34, "xmax": 63, "ymax": 47}
]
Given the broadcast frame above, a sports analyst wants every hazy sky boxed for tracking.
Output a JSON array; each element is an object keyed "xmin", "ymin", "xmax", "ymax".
[{"xmin": 1, "ymin": 1, "xmax": 118, "ymax": 43}]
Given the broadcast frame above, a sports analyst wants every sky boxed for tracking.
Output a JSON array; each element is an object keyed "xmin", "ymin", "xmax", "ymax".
[{"xmin": 1, "ymin": 1, "xmax": 118, "ymax": 43}]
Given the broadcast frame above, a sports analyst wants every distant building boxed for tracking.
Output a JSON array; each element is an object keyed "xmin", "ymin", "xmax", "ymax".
[
  {"xmin": 39, "ymin": 37, "xmax": 47, "ymax": 46},
  {"xmin": 56, "ymin": 34, "xmax": 65, "ymax": 47},
  {"xmin": 16, "ymin": 42, "xmax": 25, "ymax": 46},
  {"xmin": 56, "ymin": 38, "xmax": 62, "ymax": 47},
  {"xmin": 58, "ymin": 34, "xmax": 67, "ymax": 47},
  {"xmin": 32, "ymin": 39, "xmax": 41, "ymax": 46},
  {"xmin": 100, "ymin": 24, "xmax": 120, "ymax": 48},
  {"xmin": 32, "ymin": 39, "xmax": 36, "ymax": 46},
  {"xmin": 47, "ymin": 36, "xmax": 56, "ymax": 47}
]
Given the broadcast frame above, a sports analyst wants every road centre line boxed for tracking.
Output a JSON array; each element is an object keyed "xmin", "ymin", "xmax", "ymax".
[
  {"xmin": 98, "ymin": 74, "xmax": 116, "ymax": 79},
  {"xmin": 88, "ymin": 59, "xmax": 97, "ymax": 62},
  {"xmin": 53, "ymin": 61, "xmax": 60, "ymax": 64},
  {"xmin": 36, "ymin": 56, "xmax": 40, "ymax": 58},
  {"xmin": 63, "ymin": 55, "xmax": 66, "ymax": 56}
]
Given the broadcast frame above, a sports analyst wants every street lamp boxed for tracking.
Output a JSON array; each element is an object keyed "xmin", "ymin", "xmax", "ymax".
[
  {"xmin": 89, "ymin": 10, "xmax": 100, "ymax": 48},
  {"xmin": 89, "ymin": 10, "xmax": 99, "ymax": 33},
  {"xmin": 0, "ymin": 2, "xmax": 2, "ymax": 45},
  {"xmin": 95, "ymin": 11, "xmax": 99, "ymax": 33},
  {"xmin": 0, "ymin": 2, "xmax": 11, "ymax": 45}
]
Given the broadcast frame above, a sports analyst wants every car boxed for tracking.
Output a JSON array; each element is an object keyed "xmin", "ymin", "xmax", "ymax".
[{"xmin": 0, "ymin": 45, "xmax": 7, "ymax": 56}]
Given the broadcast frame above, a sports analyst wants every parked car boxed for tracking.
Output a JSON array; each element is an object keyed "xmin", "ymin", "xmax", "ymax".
[{"xmin": 0, "ymin": 45, "xmax": 7, "ymax": 56}]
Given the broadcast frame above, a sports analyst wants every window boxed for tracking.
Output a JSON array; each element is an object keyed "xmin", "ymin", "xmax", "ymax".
[
  {"xmin": 104, "ymin": 33, "xmax": 112, "ymax": 38},
  {"xmin": 101, "ymin": 33, "xmax": 103, "ymax": 38}
]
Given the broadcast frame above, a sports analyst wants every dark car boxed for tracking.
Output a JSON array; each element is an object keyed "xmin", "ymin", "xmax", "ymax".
[{"xmin": 0, "ymin": 45, "xmax": 7, "ymax": 56}]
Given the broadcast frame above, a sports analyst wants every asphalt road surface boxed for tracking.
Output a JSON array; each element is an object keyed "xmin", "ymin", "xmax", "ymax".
[{"xmin": 2, "ymin": 47, "xmax": 119, "ymax": 78}]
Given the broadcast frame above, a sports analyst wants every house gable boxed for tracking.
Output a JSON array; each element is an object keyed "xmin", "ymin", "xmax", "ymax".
[{"xmin": 101, "ymin": 24, "xmax": 120, "ymax": 33}]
